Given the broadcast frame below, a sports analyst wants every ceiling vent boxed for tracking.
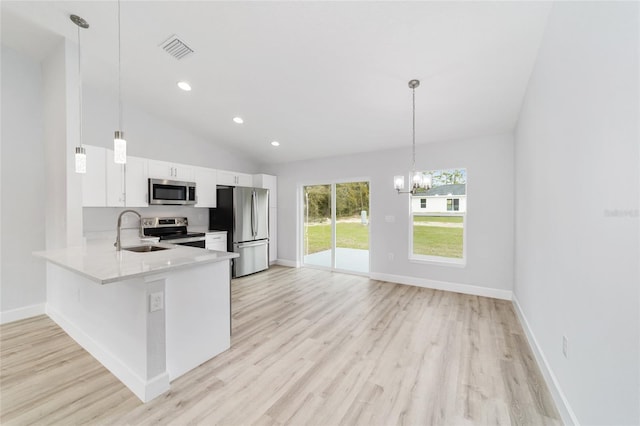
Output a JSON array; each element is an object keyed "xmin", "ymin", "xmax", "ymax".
[{"xmin": 160, "ymin": 35, "xmax": 194, "ymax": 60}]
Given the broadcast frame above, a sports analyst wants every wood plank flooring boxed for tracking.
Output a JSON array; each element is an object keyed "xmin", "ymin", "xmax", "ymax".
[{"xmin": 0, "ymin": 266, "xmax": 561, "ymax": 425}]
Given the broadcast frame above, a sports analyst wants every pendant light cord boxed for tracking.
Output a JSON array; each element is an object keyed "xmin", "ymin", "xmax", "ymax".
[
  {"xmin": 412, "ymin": 85, "xmax": 416, "ymax": 174},
  {"xmin": 77, "ymin": 25, "xmax": 83, "ymax": 148},
  {"xmin": 118, "ymin": 0, "xmax": 122, "ymax": 132}
]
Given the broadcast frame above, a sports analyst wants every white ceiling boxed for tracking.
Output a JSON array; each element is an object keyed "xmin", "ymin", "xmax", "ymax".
[{"xmin": 1, "ymin": 1, "xmax": 552, "ymax": 165}]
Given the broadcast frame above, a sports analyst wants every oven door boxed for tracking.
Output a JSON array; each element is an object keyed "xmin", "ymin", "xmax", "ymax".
[{"xmin": 176, "ymin": 240, "xmax": 206, "ymax": 249}]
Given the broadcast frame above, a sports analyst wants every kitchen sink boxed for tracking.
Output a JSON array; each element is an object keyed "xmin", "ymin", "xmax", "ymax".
[{"xmin": 123, "ymin": 245, "xmax": 171, "ymax": 253}]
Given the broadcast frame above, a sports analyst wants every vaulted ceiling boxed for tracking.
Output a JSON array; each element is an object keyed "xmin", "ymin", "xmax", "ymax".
[{"xmin": 1, "ymin": 1, "xmax": 551, "ymax": 165}]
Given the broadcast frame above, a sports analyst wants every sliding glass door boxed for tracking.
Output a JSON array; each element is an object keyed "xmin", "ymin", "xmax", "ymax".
[
  {"xmin": 303, "ymin": 184, "xmax": 332, "ymax": 268},
  {"xmin": 303, "ymin": 181, "xmax": 369, "ymax": 274}
]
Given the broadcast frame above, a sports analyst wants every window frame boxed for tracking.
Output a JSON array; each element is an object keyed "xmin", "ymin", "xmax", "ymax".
[{"xmin": 408, "ymin": 169, "xmax": 467, "ymax": 267}]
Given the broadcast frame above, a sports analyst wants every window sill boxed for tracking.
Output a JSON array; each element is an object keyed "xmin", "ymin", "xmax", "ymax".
[{"xmin": 409, "ymin": 255, "xmax": 466, "ymax": 268}]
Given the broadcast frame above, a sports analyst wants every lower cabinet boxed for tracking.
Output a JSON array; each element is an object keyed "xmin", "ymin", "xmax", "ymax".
[{"xmin": 206, "ymin": 232, "xmax": 227, "ymax": 252}]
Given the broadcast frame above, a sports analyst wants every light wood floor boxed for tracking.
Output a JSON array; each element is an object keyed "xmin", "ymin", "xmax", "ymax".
[{"xmin": 0, "ymin": 266, "xmax": 560, "ymax": 425}]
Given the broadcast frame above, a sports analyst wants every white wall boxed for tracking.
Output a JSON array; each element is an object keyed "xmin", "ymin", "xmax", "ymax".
[
  {"xmin": 82, "ymin": 85, "xmax": 258, "ymax": 172},
  {"xmin": 0, "ymin": 46, "xmax": 47, "ymax": 321},
  {"xmin": 267, "ymin": 133, "xmax": 514, "ymax": 298},
  {"xmin": 514, "ymin": 2, "xmax": 639, "ymax": 425}
]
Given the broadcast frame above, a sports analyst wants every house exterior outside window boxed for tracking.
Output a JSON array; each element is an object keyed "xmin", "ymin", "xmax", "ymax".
[{"xmin": 410, "ymin": 169, "xmax": 466, "ymax": 264}]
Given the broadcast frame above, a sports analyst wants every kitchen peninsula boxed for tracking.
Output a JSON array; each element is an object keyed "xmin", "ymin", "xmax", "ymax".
[{"xmin": 34, "ymin": 240, "xmax": 238, "ymax": 402}]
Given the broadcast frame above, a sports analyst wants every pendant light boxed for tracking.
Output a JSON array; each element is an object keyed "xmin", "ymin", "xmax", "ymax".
[
  {"xmin": 394, "ymin": 79, "xmax": 432, "ymax": 195},
  {"xmin": 114, "ymin": 0, "xmax": 127, "ymax": 164},
  {"xmin": 70, "ymin": 15, "xmax": 89, "ymax": 174}
]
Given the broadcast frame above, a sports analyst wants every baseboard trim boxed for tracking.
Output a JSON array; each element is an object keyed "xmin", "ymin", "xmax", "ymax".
[
  {"xmin": 512, "ymin": 296, "xmax": 579, "ymax": 425},
  {"xmin": 275, "ymin": 259, "xmax": 299, "ymax": 268},
  {"xmin": 370, "ymin": 272, "xmax": 512, "ymax": 300},
  {"xmin": 46, "ymin": 305, "xmax": 169, "ymax": 403},
  {"xmin": 0, "ymin": 303, "xmax": 46, "ymax": 324}
]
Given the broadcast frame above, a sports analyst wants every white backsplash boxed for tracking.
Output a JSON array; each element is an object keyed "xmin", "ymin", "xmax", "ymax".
[{"xmin": 83, "ymin": 206, "xmax": 210, "ymax": 237}]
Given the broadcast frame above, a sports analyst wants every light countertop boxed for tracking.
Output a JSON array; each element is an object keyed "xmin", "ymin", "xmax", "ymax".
[{"xmin": 34, "ymin": 239, "xmax": 238, "ymax": 285}]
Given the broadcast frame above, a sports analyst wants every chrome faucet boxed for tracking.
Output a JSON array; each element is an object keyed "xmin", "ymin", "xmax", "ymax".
[{"xmin": 115, "ymin": 210, "xmax": 143, "ymax": 251}]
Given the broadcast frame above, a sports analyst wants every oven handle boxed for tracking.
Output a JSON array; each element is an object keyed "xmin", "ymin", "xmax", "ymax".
[{"xmin": 167, "ymin": 236, "xmax": 206, "ymax": 244}]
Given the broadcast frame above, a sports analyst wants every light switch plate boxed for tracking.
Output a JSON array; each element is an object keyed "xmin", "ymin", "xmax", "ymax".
[{"xmin": 149, "ymin": 292, "xmax": 164, "ymax": 312}]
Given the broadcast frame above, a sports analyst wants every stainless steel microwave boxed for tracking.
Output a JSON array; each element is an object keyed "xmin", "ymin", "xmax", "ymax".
[{"xmin": 148, "ymin": 179, "xmax": 196, "ymax": 205}]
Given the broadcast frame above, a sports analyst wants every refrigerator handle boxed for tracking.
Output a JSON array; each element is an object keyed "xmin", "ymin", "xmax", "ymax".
[{"xmin": 251, "ymin": 190, "xmax": 257, "ymax": 238}]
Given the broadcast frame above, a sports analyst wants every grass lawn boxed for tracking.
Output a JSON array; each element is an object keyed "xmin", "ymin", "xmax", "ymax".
[
  {"xmin": 413, "ymin": 226, "xmax": 463, "ymax": 258},
  {"xmin": 304, "ymin": 219, "xmax": 462, "ymax": 258},
  {"xmin": 304, "ymin": 223, "xmax": 369, "ymax": 254},
  {"xmin": 413, "ymin": 216, "xmax": 463, "ymax": 223}
]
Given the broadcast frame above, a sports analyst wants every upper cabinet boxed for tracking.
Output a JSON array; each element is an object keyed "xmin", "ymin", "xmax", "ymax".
[
  {"xmin": 81, "ymin": 146, "xmax": 256, "ymax": 210},
  {"xmin": 253, "ymin": 174, "xmax": 277, "ymax": 207},
  {"xmin": 124, "ymin": 156, "xmax": 149, "ymax": 207},
  {"xmin": 148, "ymin": 160, "xmax": 194, "ymax": 182},
  {"xmin": 82, "ymin": 145, "xmax": 107, "ymax": 207},
  {"xmin": 217, "ymin": 170, "xmax": 253, "ymax": 187},
  {"xmin": 105, "ymin": 152, "xmax": 149, "ymax": 207},
  {"xmin": 194, "ymin": 166, "xmax": 217, "ymax": 208}
]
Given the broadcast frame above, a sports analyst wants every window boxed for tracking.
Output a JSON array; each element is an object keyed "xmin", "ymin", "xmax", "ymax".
[{"xmin": 411, "ymin": 168, "xmax": 466, "ymax": 263}]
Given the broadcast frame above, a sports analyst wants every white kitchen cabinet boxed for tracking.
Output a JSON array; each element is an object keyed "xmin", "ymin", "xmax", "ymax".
[
  {"xmin": 106, "ymin": 152, "xmax": 148, "ymax": 207},
  {"xmin": 253, "ymin": 173, "xmax": 277, "ymax": 207},
  {"xmin": 194, "ymin": 166, "xmax": 217, "ymax": 208},
  {"xmin": 106, "ymin": 153, "xmax": 125, "ymax": 207},
  {"xmin": 124, "ymin": 156, "xmax": 149, "ymax": 207},
  {"xmin": 206, "ymin": 232, "xmax": 227, "ymax": 252},
  {"xmin": 217, "ymin": 170, "xmax": 252, "ymax": 187},
  {"xmin": 82, "ymin": 145, "xmax": 107, "ymax": 207},
  {"xmin": 148, "ymin": 159, "xmax": 194, "ymax": 182}
]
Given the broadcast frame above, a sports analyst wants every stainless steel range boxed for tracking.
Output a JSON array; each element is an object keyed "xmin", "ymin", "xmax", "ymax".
[{"xmin": 141, "ymin": 217, "xmax": 205, "ymax": 248}]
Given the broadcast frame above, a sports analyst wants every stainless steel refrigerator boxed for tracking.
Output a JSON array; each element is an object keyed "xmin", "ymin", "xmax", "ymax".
[{"xmin": 209, "ymin": 186, "xmax": 269, "ymax": 277}]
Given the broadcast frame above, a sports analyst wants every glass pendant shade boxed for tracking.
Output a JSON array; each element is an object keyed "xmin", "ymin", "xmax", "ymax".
[
  {"xmin": 412, "ymin": 171, "xmax": 423, "ymax": 188},
  {"xmin": 394, "ymin": 175, "xmax": 405, "ymax": 191},
  {"xmin": 75, "ymin": 146, "xmax": 86, "ymax": 174},
  {"xmin": 423, "ymin": 174, "xmax": 432, "ymax": 189},
  {"xmin": 114, "ymin": 130, "xmax": 127, "ymax": 164}
]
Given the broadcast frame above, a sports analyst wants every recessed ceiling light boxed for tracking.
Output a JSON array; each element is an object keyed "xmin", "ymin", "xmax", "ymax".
[
  {"xmin": 233, "ymin": 117, "xmax": 244, "ymax": 124},
  {"xmin": 271, "ymin": 141, "xmax": 280, "ymax": 147},
  {"xmin": 177, "ymin": 81, "xmax": 192, "ymax": 91}
]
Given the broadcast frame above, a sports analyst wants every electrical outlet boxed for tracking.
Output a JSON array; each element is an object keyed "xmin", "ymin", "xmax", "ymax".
[
  {"xmin": 149, "ymin": 292, "xmax": 164, "ymax": 312},
  {"xmin": 562, "ymin": 335, "xmax": 568, "ymax": 359},
  {"xmin": 388, "ymin": 252, "xmax": 395, "ymax": 261}
]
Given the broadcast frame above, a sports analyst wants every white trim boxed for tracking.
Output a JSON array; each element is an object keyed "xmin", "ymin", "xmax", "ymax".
[
  {"xmin": 409, "ymin": 256, "xmax": 467, "ymax": 268},
  {"xmin": 0, "ymin": 303, "xmax": 46, "ymax": 324},
  {"xmin": 275, "ymin": 259, "xmax": 299, "ymax": 268},
  {"xmin": 46, "ymin": 305, "xmax": 170, "ymax": 403},
  {"xmin": 370, "ymin": 272, "xmax": 512, "ymax": 300},
  {"xmin": 512, "ymin": 296, "xmax": 579, "ymax": 426}
]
